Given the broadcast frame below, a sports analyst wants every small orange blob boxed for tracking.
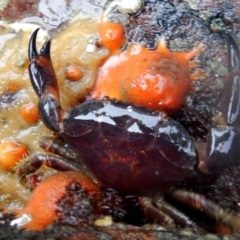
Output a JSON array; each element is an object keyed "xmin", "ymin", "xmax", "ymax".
[
  {"xmin": 0, "ymin": 140, "xmax": 28, "ymax": 171},
  {"xmin": 12, "ymin": 171, "xmax": 100, "ymax": 231},
  {"xmin": 8, "ymin": 83, "xmax": 18, "ymax": 93},
  {"xmin": 99, "ymin": 21, "xmax": 126, "ymax": 52},
  {"xmin": 92, "ymin": 38, "xmax": 204, "ymax": 112},
  {"xmin": 20, "ymin": 102, "xmax": 39, "ymax": 124},
  {"xmin": 65, "ymin": 65, "xmax": 83, "ymax": 81}
]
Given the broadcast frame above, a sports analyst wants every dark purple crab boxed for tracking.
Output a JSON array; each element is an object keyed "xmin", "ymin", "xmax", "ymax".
[{"xmin": 18, "ymin": 28, "xmax": 240, "ymax": 231}]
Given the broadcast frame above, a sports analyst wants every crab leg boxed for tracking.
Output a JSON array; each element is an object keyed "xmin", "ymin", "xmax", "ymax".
[
  {"xmin": 198, "ymin": 33, "xmax": 240, "ymax": 172},
  {"xmin": 167, "ymin": 189, "xmax": 240, "ymax": 232},
  {"xmin": 17, "ymin": 136, "xmax": 94, "ymax": 181},
  {"xmin": 139, "ymin": 196, "xmax": 197, "ymax": 228},
  {"xmin": 138, "ymin": 197, "xmax": 175, "ymax": 227},
  {"xmin": 153, "ymin": 197, "xmax": 197, "ymax": 228},
  {"xmin": 225, "ymin": 33, "xmax": 240, "ymax": 72},
  {"xmin": 18, "ymin": 153, "xmax": 83, "ymax": 178},
  {"xmin": 221, "ymin": 33, "xmax": 240, "ymax": 126},
  {"xmin": 38, "ymin": 136, "xmax": 81, "ymax": 162},
  {"xmin": 28, "ymin": 28, "xmax": 64, "ymax": 132}
]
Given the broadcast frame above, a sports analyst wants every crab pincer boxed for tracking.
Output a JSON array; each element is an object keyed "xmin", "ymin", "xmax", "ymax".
[{"xmin": 28, "ymin": 28, "xmax": 63, "ymax": 133}]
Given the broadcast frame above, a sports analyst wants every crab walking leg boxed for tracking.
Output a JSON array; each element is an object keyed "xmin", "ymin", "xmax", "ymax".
[
  {"xmin": 17, "ymin": 154, "xmax": 83, "ymax": 177},
  {"xmin": 138, "ymin": 197, "xmax": 175, "ymax": 227},
  {"xmin": 17, "ymin": 136, "xmax": 95, "ymax": 180},
  {"xmin": 28, "ymin": 28, "xmax": 64, "ymax": 132},
  {"xmin": 168, "ymin": 189, "xmax": 240, "ymax": 232},
  {"xmin": 154, "ymin": 197, "xmax": 197, "ymax": 228},
  {"xmin": 38, "ymin": 136, "xmax": 92, "ymax": 176},
  {"xmin": 38, "ymin": 136, "xmax": 82, "ymax": 162},
  {"xmin": 139, "ymin": 196, "xmax": 197, "ymax": 228}
]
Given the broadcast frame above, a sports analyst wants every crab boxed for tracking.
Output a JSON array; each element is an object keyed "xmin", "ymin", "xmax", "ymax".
[
  {"xmin": 14, "ymin": 29, "xmax": 240, "ymax": 232},
  {"xmin": 13, "ymin": 2, "xmax": 240, "ymax": 232}
]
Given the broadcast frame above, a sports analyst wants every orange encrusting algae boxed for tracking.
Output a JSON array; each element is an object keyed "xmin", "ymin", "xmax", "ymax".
[
  {"xmin": 0, "ymin": 140, "xmax": 28, "ymax": 171},
  {"xmin": 99, "ymin": 21, "xmax": 126, "ymax": 52},
  {"xmin": 92, "ymin": 38, "xmax": 204, "ymax": 112},
  {"xmin": 12, "ymin": 171, "xmax": 100, "ymax": 231},
  {"xmin": 20, "ymin": 102, "xmax": 39, "ymax": 124},
  {"xmin": 65, "ymin": 65, "xmax": 83, "ymax": 81}
]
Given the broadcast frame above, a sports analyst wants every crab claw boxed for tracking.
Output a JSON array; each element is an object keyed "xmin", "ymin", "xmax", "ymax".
[
  {"xmin": 199, "ymin": 33, "xmax": 240, "ymax": 172},
  {"xmin": 221, "ymin": 33, "xmax": 240, "ymax": 127},
  {"xmin": 204, "ymin": 127, "xmax": 240, "ymax": 172},
  {"xmin": 28, "ymin": 28, "xmax": 63, "ymax": 132},
  {"xmin": 29, "ymin": 29, "xmax": 54, "ymax": 97},
  {"xmin": 225, "ymin": 33, "xmax": 240, "ymax": 72}
]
